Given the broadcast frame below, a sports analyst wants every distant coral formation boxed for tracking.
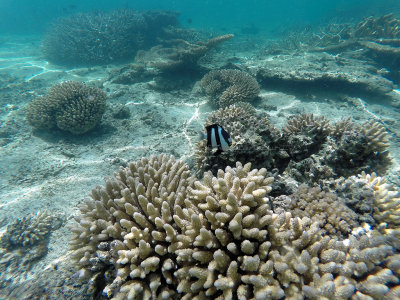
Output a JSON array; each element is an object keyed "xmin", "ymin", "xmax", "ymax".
[
  {"xmin": 42, "ymin": 9, "xmax": 179, "ymax": 66},
  {"xmin": 26, "ymin": 81, "xmax": 106, "ymax": 135},
  {"xmin": 136, "ymin": 34, "xmax": 234, "ymax": 73},
  {"xmin": 201, "ymin": 69, "xmax": 260, "ymax": 107},
  {"xmin": 195, "ymin": 108, "xmax": 391, "ymax": 185},
  {"xmin": 69, "ymin": 155, "xmax": 400, "ymax": 299}
]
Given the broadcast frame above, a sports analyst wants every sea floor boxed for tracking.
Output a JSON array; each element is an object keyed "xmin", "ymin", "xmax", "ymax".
[{"xmin": 1, "ymin": 34, "xmax": 400, "ymax": 293}]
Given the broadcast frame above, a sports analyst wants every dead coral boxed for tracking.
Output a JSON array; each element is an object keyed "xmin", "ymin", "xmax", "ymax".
[
  {"xmin": 201, "ymin": 69, "xmax": 260, "ymax": 107},
  {"xmin": 26, "ymin": 81, "xmax": 106, "ymax": 135}
]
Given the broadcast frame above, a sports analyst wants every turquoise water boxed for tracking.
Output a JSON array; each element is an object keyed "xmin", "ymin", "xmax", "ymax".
[{"xmin": 1, "ymin": 0, "xmax": 399, "ymax": 34}]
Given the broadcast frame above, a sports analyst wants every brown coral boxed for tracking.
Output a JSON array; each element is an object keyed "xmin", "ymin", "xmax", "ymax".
[
  {"xmin": 26, "ymin": 81, "xmax": 106, "ymax": 135},
  {"xmin": 201, "ymin": 69, "xmax": 260, "ymax": 107}
]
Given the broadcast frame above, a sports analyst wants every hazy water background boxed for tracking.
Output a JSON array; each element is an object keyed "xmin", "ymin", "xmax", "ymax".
[{"xmin": 1, "ymin": 0, "xmax": 400, "ymax": 36}]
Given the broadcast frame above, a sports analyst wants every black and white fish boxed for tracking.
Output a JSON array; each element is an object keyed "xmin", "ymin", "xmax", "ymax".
[{"xmin": 202, "ymin": 124, "xmax": 232, "ymax": 155}]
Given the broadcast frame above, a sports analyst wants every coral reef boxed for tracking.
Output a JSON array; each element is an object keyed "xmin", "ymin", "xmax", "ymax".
[
  {"xmin": 42, "ymin": 9, "xmax": 148, "ymax": 66},
  {"xmin": 135, "ymin": 34, "xmax": 234, "ymax": 73},
  {"xmin": 70, "ymin": 155, "xmax": 195, "ymax": 298},
  {"xmin": 195, "ymin": 109, "xmax": 391, "ymax": 186},
  {"xmin": 325, "ymin": 119, "xmax": 391, "ymax": 177},
  {"xmin": 0, "ymin": 257, "xmax": 92, "ymax": 300},
  {"xmin": 194, "ymin": 105, "xmax": 280, "ymax": 176},
  {"xmin": 70, "ymin": 155, "xmax": 400, "ymax": 299},
  {"xmin": 41, "ymin": 9, "xmax": 181, "ymax": 66},
  {"xmin": 269, "ymin": 14, "xmax": 400, "ymax": 86},
  {"xmin": 352, "ymin": 13, "xmax": 400, "ymax": 39},
  {"xmin": 26, "ymin": 81, "xmax": 106, "ymax": 135},
  {"xmin": 201, "ymin": 69, "xmax": 260, "ymax": 107},
  {"xmin": 282, "ymin": 113, "xmax": 332, "ymax": 161},
  {"xmin": 255, "ymin": 52, "xmax": 394, "ymax": 97}
]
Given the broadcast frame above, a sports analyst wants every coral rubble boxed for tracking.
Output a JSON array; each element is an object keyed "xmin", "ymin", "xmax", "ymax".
[{"xmin": 26, "ymin": 81, "xmax": 106, "ymax": 135}]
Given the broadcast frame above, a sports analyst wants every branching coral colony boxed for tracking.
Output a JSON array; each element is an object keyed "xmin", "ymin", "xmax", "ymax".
[{"xmin": 70, "ymin": 155, "xmax": 400, "ymax": 299}]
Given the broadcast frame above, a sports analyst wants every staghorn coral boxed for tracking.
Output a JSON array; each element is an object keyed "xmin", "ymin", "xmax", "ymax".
[
  {"xmin": 26, "ymin": 81, "xmax": 106, "ymax": 135},
  {"xmin": 353, "ymin": 13, "xmax": 400, "ymax": 39},
  {"xmin": 70, "ymin": 156, "xmax": 400, "ymax": 299},
  {"xmin": 201, "ymin": 69, "xmax": 260, "ymax": 107},
  {"xmin": 194, "ymin": 104, "xmax": 280, "ymax": 176}
]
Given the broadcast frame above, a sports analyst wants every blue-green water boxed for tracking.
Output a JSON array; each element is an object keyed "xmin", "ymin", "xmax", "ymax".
[{"xmin": 1, "ymin": 0, "xmax": 399, "ymax": 34}]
